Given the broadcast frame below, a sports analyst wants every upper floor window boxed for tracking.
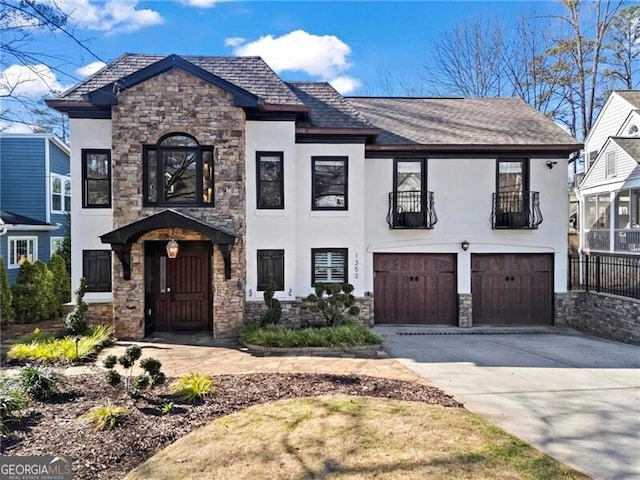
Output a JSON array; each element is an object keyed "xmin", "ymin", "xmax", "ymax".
[
  {"xmin": 311, "ymin": 248, "xmax": 347, "ymax": 285},
  {"xmin": 82, "ymin": 149, "xmax": 111, "ymax": 208},
  {"xmin": 143, "ymin": 134, "xmax": 214, "ymax": 206},
  {"xmin": 51, "ymin": 175, "xmax": 71, "ymax": 213},
  {"xmin": 586, "ymin": 150, "xmax": 598, "ymax": 170},
  {"xmin": 8, "ymin": 236, "xmax": 37, "ymax": 269},
  {"xmin": 606, "ymin": 152, "xmax": 617, "ymax": 177},
  {"xmin": 312, "ymin": 156, "xmax": 348, "ymax": 210},
  {"xmin": 256, "ymin": 152, "xmax": 284, "ymax": 209}
]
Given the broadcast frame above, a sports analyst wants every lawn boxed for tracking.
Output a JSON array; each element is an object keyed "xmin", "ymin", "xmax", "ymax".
[{"xmin": 1, "ymin": 368, "xmax": 588, "ymax": 480}]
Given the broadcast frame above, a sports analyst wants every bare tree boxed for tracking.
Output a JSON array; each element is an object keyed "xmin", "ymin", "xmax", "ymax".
[{"xmin": 604, "ymin": 4, "xmax": 640, "ymax": 89}]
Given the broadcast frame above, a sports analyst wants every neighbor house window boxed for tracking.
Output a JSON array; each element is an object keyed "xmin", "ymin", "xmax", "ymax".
[
  {"xmin": 82, "ymin": 150, "xmax": 111, "ymax": 208},
  {"xmin": 8, "ymin": 237, "xmax": 37, "ymax": 269},
  {"xmin": 256, "ymin": 152, "xmax": 284, "ymax": 209},
  {"xmin": 83, "ymin": 250, "xmax": 112, "ymax": 292},
  {"xmin": 257, "ymin": 249, "xmax": 284, "ymax": 291},
  {"xmin": 51, "ymin": 175, "xmax": 70, "ymax": 213},
  {"xmin": 311, "ymin": 248, "xmax": 347, "ymax": 285},
  {"xmin": 312, "ymin": 157, "xmax": 348, "ymax": 210},
  {"xmin": 586, "ymin": 150, "xmax": 598, "ymax": 170},
  {"xmin": 606, "ymin": 152, "xmax": 616, "ymax": 177},
  {"xmin": 50, "ymin": 237, "xmax": 64, "ymax": 258},
  {"xmin": 144, "ymin": 134, "xmax": 214, "ymax": 206}
]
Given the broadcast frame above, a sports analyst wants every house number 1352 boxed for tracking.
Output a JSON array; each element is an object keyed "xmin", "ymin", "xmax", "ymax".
[{"xmin": 354, "ymin": 253, "xmax": 359, "ymax": 279}]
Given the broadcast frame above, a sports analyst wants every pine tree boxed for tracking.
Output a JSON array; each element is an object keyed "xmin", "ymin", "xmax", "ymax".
[
  {"xmin": 48, "ymin": 254, "xmax": 70, "ymax": 317},
  {"xmin": 0, "ymin": 256, "xmax": 14, "ymax": 326}
]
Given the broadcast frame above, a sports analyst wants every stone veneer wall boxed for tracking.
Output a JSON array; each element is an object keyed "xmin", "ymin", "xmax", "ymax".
[
  {"xmin": 245, "ymin": 296, "xmax": 374, "ymax": 329},
  {"xmin": 555, "ymin": 291, "xmax": 640, "ymax": 345},
  {"xmin": 110, "ymin": 68, "xmax": 246, "ymax": 340},
  {"xmin": 458, "ymin": 294, "xmax": 472, "ymax": 327}
]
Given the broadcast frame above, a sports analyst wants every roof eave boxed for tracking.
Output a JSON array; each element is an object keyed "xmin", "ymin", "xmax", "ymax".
[{"xmin": 366, "ymin": 143, "xmax": 582, "ymax": 154}]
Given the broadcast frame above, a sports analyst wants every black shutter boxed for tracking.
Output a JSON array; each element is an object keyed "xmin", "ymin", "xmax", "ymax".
[
  {"xmin": 83, "ymin": 250, "xmax": 112, "ymax": 292},
  {"xmin": 257, "ymin": 250, "xmax": 284, "ymax": 291}
]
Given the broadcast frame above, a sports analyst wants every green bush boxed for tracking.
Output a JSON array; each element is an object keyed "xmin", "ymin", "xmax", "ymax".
[
  {"xmin": 0, "ymin": 256, "xmax": 13, "ymax": 326},
  {"xmin": 103, "ymin": 345, "xmax": 165, "ymax": 396},
  {"xmin": 261, "ymin": 282, "xmax": 282, "ymax": 326},
  {"xmin": 0, "ymin": 378, "xmax": 27, "ymax": 436},
  {"xmin": 16, "ymin": 328, "xmax": 59, "ymax": 344},
  {"xmin": 16, "ymin": 365, "xmax": 64, "ymax": 401},
  {"xmin": 33, "ymin": 260, "xmax": 57, "ymax": 321},
  {"xmin": 169, "ymin": 373, "xmax": 214, "ymax": 403},
  {"xmin": 239, "ymin": 321, "xmax": 381, "ymax": 348},
  {"xmin": 11, "ymin": 260, "xmax": 41, "ymax": 323},
  {"xmin": 65, "ymin": 277, "xmax": 88, "ymax": 335},
  {"xmin": 6, "ymin": 325, "xmax": 114, "ymax": 363},
  {"xmin": 79, "ymin": 404, "xmax": 128, "ymax": 431},
  {"xmin": 48, "ymin": 254, "xmax": 70, "ymax": 317},
  {"xmin": 305, "ymin": 283, "xmax": 361, "ymax": 327}
]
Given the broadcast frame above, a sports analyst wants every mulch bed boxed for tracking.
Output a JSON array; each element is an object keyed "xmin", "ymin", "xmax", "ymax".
[{"xmin": 1, "ymin": 369, "xmax": 463, "ymax": 480}]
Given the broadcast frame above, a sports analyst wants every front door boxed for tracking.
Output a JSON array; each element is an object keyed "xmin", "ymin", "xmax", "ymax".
[{"xmin": 144, "ymin": 241, "xmax": 211, "ymax": 334}]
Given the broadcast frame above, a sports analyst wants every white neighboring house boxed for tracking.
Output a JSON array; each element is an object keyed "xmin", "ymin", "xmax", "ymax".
[
  {"xmin": 578, "ymin": 91, "xmax": 640, "ymax": 255},
  {"xmin": 47, "ymin": 54, "xmax": 580, "ymax": 340}
]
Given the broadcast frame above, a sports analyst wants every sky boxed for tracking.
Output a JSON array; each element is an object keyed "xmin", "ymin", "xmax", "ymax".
[{"xmin": 1, "ymin": 0, "xmax": 568, "ymax": 132}]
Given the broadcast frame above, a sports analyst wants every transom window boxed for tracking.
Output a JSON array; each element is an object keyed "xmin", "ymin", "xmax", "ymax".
[
  {"xmin": 144, "ymin": 134, "xmax": 214, "ymax": 206},
  {"xmin": 311, "ymin": 248, "xmax": 347, "ymax": 285},
  {"xmin": 82, "ymin": 150, "xmax": 111, "ymax": 208},
  {"xmin": 256, "ymin": 152, "xmax": 284, "ymax": 209},
  {"xmin": 312, "ymin": 157, "xmax": 348, "ymax": 210},
  {"xmin": 8, "ymin": 237, "xmax": 37, "ymax": 269},
  {"xmin": 51, "ymin": 175, "xmax": 71, "ymax": 213}
]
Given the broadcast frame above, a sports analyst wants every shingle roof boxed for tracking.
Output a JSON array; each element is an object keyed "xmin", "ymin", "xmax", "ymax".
[
  {"xmin": 285, "ymin": 82, "xmax": 374, "ymax": 129},
  {"xmin": 615, "ymin": 91, "xmax": 640, "ymax": 109},
  {"xmin": 57, "ymin": 54, "xmax": 303, "ymax": 106},
  {"xmin": 347, "ymin": 97, "xmax": 579, "ymax": 146},
  {"xmin": 0, "ymin": 210, "xmax": 52, "ymax": 226},
  {"xmin": 611, "ymin": 137, "xmax": 640, "ymax": 163}
]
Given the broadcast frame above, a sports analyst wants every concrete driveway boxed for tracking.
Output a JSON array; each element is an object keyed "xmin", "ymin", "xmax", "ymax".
[{"xmin": 375, "ymin": 327, "xmax": 640, "ymax": 480}]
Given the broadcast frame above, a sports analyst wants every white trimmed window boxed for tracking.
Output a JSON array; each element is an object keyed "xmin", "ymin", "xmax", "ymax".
[
  {"xmin": 50, "ymin": 237, "xmax": 64, "ymax": 258},
  {"xmin": 51, "ymin": 174, "xmax": 71, "ymax": 213},
  {"xmin": 8, "ymin": 236, "xmax": 37, "ymax": 269},
  {"xmin": 606, "ymin": 152, "xmax": 616, "ymax": 178},
  {"xmin": 311, "ymin": 248, "xmax": 347, "ymax": 285}
]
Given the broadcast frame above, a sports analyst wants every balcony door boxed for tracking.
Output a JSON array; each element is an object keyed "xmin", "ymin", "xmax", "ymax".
[
  {"xmin": 496, "ymin": 159, "xmax": 529, "ymax": 228},
  {"xmin": 393, "ymin": 159, "xmax": 426, "ymax": 228}
]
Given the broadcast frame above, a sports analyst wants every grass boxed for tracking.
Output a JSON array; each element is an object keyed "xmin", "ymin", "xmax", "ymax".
[
  {"xmin": 6, "ymin": 325, "xmax": 114, "ymax": 364},
  {"xmin": 239, "ymin": 322, "xmax": 382, "ymax": 348},
  {"xmin": 169, "ymin": 373, "xmax": 214, "ymax": 402},
  {"xmin": 79, "ymin": 404, "xmax": 128, "ymax": 431},
  {"xmin": 125, "ymin": 396, "xmax": 589, "ymax": 480}
]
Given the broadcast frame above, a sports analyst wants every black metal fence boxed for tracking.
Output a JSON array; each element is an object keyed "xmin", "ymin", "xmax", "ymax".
[{"xmin": 569, "ymin": 253, "xmax": 640, "ymax": 300}]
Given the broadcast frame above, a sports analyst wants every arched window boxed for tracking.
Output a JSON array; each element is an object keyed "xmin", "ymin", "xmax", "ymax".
[{"xmin": 143, "ymin": 133, "xmax": 214, "ymax": 206}]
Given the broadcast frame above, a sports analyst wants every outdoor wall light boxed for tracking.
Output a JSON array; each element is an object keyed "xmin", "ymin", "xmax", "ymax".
[
  {"xmin": 461, "ymin": 240, "xmax": 470, "ymax": 251},
  {"xmin": 546, "ymin": 161, "xmax": 558, "ymax": 169},
  {"xmin": 166, "ymin": 238, "xmax": 179, "ymax": 258}
]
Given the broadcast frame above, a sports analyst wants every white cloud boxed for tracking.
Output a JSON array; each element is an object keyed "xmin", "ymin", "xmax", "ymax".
[
  {"xmin": 0, "ymin": 122, "xmax": 35, "ymax": 134},
  {"xmin": 0, "ymin": 64, "xmax": 66, "ymax": 97},
  {"xmin": 227, "ymin": 30, "xmax": 360, "ymax": 89},
  {"xmin": 56, "ymin": 0, "xmax": 163, "ymax": 34},
  {"xmin": 76, "ymin": 61, "xmax": 107, "ymax": 77},
  {"xmin": 330, "ymin": 76, "xmax": 361, "ymax": 95},
  {"xmin": 179, "ymin": 0, "xmax": 218, "ymax": 7},
  {"xmin": 224, "ymin": 37, "xmax": 245, "ymax": 47}
]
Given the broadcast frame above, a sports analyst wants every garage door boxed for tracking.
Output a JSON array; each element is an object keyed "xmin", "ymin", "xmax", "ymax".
[
  {"xmin": 374, "ymin": 253, "xmax": 457, "ymax": 325},
  {"xmin": 471, "ymin": 254, "xmax": 553, "ymax": 325}
]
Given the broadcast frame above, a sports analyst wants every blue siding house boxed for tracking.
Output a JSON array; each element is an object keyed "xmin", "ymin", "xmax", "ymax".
[{"xmin": 0, "ymin": 134, "xmax": 70, "ymax": 283}]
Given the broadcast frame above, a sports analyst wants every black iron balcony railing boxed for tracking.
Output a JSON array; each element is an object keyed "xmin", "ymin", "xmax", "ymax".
[
  {"xmin": 387, "ymin": 190, "xmax": 437, "ymax": 229},
  {"xmin": 491, "ymin": 191, "xmax": 543, "ymax": 229}
]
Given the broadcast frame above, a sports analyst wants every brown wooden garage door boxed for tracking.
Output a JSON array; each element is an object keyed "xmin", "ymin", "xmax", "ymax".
[
  {"xmin": 374, "ymin": 253, "xmax": 457, "ymax": 325},
  {"xmin": 471, "ymin": 254, "xmax": 553, "ymax": 326}
]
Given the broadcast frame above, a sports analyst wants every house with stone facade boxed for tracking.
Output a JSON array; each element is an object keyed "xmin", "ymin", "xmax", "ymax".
[{"xmin": 47, "ymin": 53, "xmax": 580, "ymax": 340}]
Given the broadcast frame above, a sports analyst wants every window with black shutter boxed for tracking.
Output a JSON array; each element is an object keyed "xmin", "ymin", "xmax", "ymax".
[
  {"xmin": 83, "ymin": 250, "xmax": 112, "ymax": 292},
  {"xmin": 257, "ymin": 250, "xmax": 284, "ymax": 291}
]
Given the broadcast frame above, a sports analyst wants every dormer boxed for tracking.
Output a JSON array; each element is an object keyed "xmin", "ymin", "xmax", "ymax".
[{"xmin": 617, "ymin": 110, "xmax": 640, "ymax": 137}]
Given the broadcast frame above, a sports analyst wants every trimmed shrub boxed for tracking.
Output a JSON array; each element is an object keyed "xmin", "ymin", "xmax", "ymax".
[
  {"xmin": 65, "ymin": 277, "xmax": 88, "ymax": 335},
  {"xmin": 260, "ymin": 282, "xmax": 282, "ymax": 326},
  {"xmin": 48, "ymin": 254, "xmax": 70, "ymax": 317},
  {"xmin": 103, "ymin": 345, "xmax": 165, "ymax": 396},
  {"xmin": 0, "ymin": 256, "xmax": 13, "ymax": 326},
  {"xmin": 11, "ymin": 260, "xmax": 41, "ymax": 323},
  {"xmin": 305, "ymin": 283, "xmax": 361, "ymax": 327},
  {"xmin": 16, "ymin": 365, "xmax": 64, "ymax": 401}
]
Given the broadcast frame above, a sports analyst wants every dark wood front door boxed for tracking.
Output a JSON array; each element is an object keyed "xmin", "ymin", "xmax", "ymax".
[
  {"xmin": 471, "ymin": 253, "xmax": 553, "ymax": 326},
  {"xmin": 374, "ymin": 253, "xmax": 457, "ymax": 325},
  {"xmin": 145, "ymin": 241, "xmax": 211, "ymax": 334}
]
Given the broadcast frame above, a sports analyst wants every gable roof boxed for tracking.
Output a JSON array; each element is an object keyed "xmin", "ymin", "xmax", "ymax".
[
  {"xmin": 53, "ymin": 53, "xmax": 304, "ymax": 107},
  {"xmin": 611, "ymin": 137, "xmax": 640, "ymax": 163},
  {"xmin": 347, "ymin": 97, "xmax": 578, "ymax": 150},
  {"xmin": 0, "ymin": 210, "xmax": 58, "ymax": 231},
  {"xmin": 613, "ymin": 90, "xmax": 640, "ymax": 109},
  {"xmin": 584, "ymin": 90, "xmax": 640, "ymax": 146}
]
